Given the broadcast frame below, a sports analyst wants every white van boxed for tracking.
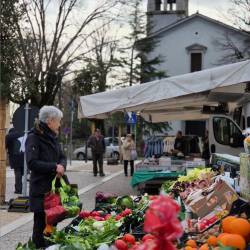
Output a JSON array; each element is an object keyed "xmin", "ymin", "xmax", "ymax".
[{"xmin": 208, "ymin": 114, "xmax": 244, "ymax": 156}]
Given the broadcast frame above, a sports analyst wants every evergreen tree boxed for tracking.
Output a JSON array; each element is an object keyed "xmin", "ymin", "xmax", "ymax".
[
  {"xmin": 119, "ymin": 0, "xmax": 168, "ymax": 139},
  {"xmin": 120, "ymin": 0, "xmax": 165, "ymax": 85},
  {"xmin": 0, "ymin": 0, "xmax": 21, "ymax": 98}
]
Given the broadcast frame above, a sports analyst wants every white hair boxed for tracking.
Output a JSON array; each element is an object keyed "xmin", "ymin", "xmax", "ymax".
[{"xmin": 39, "ymin": 105, "xmax": 63, "ymax": 123}]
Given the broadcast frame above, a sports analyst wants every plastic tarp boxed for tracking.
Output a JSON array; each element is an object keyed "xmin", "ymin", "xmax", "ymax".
[{"xmin": 78, "ymin": 60, "xmax": 250, "ymax": 122}]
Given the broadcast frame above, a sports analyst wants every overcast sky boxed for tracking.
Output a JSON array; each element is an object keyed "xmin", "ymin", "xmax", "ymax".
[{"xmin": 189, "ymin": 0, "xmax": 233, "ymax": 23}]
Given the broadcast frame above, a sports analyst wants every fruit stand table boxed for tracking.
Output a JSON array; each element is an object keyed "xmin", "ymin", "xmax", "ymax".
[{"xmin": 130, "ymin": 170, "xmax": 185, "ymax": 194}]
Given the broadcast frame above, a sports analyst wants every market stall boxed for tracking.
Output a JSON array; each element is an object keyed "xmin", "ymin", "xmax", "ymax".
[
  {"xmin": 131, "ymin": 157, "xmax": 205, "ymax": 194},
  {"xmin": 78, "ymin": 60, "xmax": 250, "ymax": 121}
]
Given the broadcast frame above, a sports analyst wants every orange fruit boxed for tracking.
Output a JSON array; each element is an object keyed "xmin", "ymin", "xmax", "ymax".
[
  {"xmin": 199, "ymin": 243, "xmax": 209, "ymax": 250},
  {"xmin": 186, "ymin": 239, "xmax": 197, "ymax": 248},
  {"xmin": 219, "ymin": 234, "xmax": 246, "ymax": 250},
  {"xmin": 207, "ymin": 235, "xmax": 217, "ymax": 246},
  {"xmin": 217, "ymin": 233, "xmax": 229, "ymax": 242},
  {"xmin": 185, "ymin": 247, "xmax": 195, "ymax": 250},
  {"xmin": 217, "ymin": 234, "xmax": 229, "ymax": 245},
  {"xmin": 221, "ymin": 216, "xmax": 236, "ymax": 233},
  {"xmin": 228, "ymin": 218, "xmax": 250, "ymax": 240}
]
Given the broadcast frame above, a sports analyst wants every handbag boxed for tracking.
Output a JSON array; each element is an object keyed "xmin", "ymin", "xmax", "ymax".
[{"xmin": 130, "ymin": 149, "xmax": 138, "ymax": 160}]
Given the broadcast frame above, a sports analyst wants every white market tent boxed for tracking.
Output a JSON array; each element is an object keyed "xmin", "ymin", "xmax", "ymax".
[{"xmin": 78, "ymin": 60, "xmax": 250, "ymax": 123}]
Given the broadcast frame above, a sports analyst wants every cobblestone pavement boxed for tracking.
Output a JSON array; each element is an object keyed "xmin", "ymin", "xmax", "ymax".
[{"xmin": 0, "ymin": 160, "xmax": 138, "ymax": 250}]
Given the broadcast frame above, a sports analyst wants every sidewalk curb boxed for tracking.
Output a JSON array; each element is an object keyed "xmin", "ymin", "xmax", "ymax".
[{"xmin": 0, "ymin": 170, "xmax": 123, "ymax": 238}]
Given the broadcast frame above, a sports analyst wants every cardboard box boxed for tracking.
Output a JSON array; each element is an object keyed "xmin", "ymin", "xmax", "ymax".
[{"xmin": 186, "ymin": 180, "xmax": 238, "ymax": 218}]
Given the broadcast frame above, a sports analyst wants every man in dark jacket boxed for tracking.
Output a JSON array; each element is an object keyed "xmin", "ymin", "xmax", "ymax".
[
  {"xmin": 172, "ymin": 130, "xmax": 185, "ymax": 156},
  {"xmin": 5, "ymin": 128, "xmax": 24, "ymax": 194},
  {"xmin": 26, "ymin": 105, "xmax": 66, "ymax": 249},
  {"xmin": 87, "ymin": 128, "xmax": 106, "ymax": 176}
]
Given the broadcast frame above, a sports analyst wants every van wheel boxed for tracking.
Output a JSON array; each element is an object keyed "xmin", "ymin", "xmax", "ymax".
[{"xmin": 77, "ymin": 152, "xmax": 86, "ymax": 160}]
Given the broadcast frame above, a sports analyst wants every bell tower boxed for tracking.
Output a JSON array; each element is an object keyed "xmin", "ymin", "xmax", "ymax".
[{"xmin": 147, "ymin": 0, "xmax": 189, "ymax": 34}]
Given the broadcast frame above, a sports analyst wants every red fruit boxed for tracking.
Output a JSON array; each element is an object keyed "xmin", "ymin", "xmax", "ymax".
[
  {"xmin": 91, "ymin": 211, "xmax": 100, "ymax": 217},
  {"xmin": 115, "ymin": 215, "xmax": 122, "ymax": 221},
  {"xmin": 199, "ymin": 222, "xmax": 206, "ymax": 231},
  {"xmin": 115, "ymin": 239, "xmax": 128, "ymax": 250},
  {"xmin": 123, "ymin": 208, "xmax": 132, "ymax": 216},
  {"xmin": 94, "ymin": 216, "xmax": 104, "ymax": 221},
  {"xmin": 123, "ymin": 234, "xmax": 136, "ymax": 245},
  {"xmin": 104, "ymin": 214, "xmax": 112, "ymax": 220},
  {"xmin": 142, "ymin": 234, "xmax": 156, "ymax": 242},
  {"xmin": 79, "ymin": 210, "xmax": 91, "ymax": 218},
  {"xmin": 208, "ymin": 216, "xmax": 217, "ymax": 224}
]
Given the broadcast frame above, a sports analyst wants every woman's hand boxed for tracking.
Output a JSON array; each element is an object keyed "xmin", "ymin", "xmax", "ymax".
[{"xmin": 56, "ymin": 164, "xmax": 65, "ymax": 177}]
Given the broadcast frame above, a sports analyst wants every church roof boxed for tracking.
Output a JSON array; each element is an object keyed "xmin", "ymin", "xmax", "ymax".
[{"xmin": 140, "ymin": 12, "xmax": 250, "ymax": 41}]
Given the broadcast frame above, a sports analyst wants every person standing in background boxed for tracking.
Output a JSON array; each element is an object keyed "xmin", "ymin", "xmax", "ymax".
[
  {"xmin": 5, "ymin": 128, "xmax": 24, "ymax": 194},
  {"xmin": 171, "ymin": 130, "xmax": 185, "ymax": 156},
  {"xmin": 87, "ymin": 129, "xmax": 106, "ymax": 177},
  {"xmin": 202, "ymin": 130, "xmax": 210, "ymax": 164},
  {"xmin": 122, "ymin": 134, "xmax": 136, "ymax": 176}
]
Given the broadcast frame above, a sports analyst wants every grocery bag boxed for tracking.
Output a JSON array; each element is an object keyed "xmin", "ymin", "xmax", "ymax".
[
  {"xmin": 44, "ymin": 177, "xmax": 67, "ymax": 225},
  {"xmin": 58, "ymin": 177, "xmax": 81, "ymax": 217}
]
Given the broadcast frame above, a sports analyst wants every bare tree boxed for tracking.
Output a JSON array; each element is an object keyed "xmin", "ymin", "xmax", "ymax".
[
  {"xmin": 213, "ymin": 32, "xmax": 249, "ymax": 64},
  {"xmin": 73, "ymin": 24, "xmax": 121, "ymax": 95},
  {"xmin": 10, "ymin": 0, "xmax": 124, "ymax": 107},
  {"xmin": 215, "ymin": 0, "xmax": 250, "ymax": 64}
]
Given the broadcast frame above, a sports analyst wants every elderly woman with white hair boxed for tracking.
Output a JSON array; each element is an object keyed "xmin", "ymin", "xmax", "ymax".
[{"xmin": 25, "ymin": 105, "xmax": 66, "ymax": 249}]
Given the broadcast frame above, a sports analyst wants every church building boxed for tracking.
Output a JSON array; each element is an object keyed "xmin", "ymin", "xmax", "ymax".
[{"xmin": 144, "ymin": 0, "xmax": 250, "ymax": 136}]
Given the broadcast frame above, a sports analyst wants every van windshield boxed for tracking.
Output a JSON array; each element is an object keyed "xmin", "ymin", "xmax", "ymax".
[{"xmin": 213, "ymin": 117, "xmax": 243, "ymax": 147}]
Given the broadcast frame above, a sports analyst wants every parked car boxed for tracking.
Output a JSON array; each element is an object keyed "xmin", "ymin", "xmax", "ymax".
[{"xmin": 73, "ymin": 137, "xmax": 120, "ymax": 160}]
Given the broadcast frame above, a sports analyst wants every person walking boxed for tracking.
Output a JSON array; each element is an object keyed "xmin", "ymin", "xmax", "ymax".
[
  {"xmin": 87, "ymin": 128, "xmax": 106, "ymax": 177},
  {"xmin": 5, "ymin": 128, "xmax": 24, "ymax": 194},
  {"xmin": 122, "ymin": 134, "xmax": 136, "ymax": 176},
  {"xmin": 25, "ymin": 105, "xmax": 66, "ymax": 249}
]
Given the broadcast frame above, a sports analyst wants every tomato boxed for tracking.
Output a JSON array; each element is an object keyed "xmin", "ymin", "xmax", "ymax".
[
  {"xmin": 79, "ymin": 210, "xmax": 91, "ymax": 218},
  {"xmin": 115, "ymin": 239, "xmax": 128, "ymax": 250},
  {"xmin": 93, "ymin": 216, "xmax": 104, "ymax": 221},
  {"xmin": 142, "ymin": 234, "xmax": 156, "ymax": 242},
  {"xmin": 104, "ymin": 214, "xmax": 112, "ymax": 220},
  {"xmin": 122, "ymin": 234, "xmax": 136, "ymax": 245},
  {"xmin": 91, "ymin": 211, "xmax": 100, "ymax": 217},
  {"xmin": 115, "ymin": 215, "xmax": 122, "ymax": 221},
  {"xmin": 122, "ymin": 208, "xmax": 132, "ymax": 216}
]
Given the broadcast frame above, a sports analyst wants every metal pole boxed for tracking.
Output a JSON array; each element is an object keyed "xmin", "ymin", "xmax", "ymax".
[
  {"xmin": 69, "ymin": 108, "xmax": 74, "ymax": 166},
  {"xmin": 134, "ymin": 124, "xmax": 137, "ymax": 146},
  {"xmin": 22, "ymin": 103, "xmax": 29, "ymax": 197}
]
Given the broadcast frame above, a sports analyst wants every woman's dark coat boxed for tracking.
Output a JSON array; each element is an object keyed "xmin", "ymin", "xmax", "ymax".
[{"xmin": 25, "ymin": 122, "xmax": 66, "ymax": 212}]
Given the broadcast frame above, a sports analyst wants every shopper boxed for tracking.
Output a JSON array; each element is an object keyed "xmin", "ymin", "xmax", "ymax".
[
  {"xmin": 87, "ymin": 128, "xmax": 106, "ymax": 177},
  {"xmin": 5, "ymin": 128, "xmax": 24, "ymax": 194},
  {"xmin": 122, "ymin": 134, "xmax": 136, "ymax": 176},
  {"xmin": 202, "ymin": 130, "xmax": 210, "ymax": 164},
  {"xmin": 172, "ymin": 130, "xmax": 185, "ymax": 155},
  {"xmin": 25, "ymin": 105, "xmax": 66, "ymax": 249}
]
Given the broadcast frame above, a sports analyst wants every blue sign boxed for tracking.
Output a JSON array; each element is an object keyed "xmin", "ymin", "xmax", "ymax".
[{"xmin": 125, "ymin": 112, "xmax": 137, "ymax": 124}]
